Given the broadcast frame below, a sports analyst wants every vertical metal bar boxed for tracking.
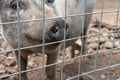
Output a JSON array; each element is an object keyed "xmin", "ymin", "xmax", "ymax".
[
  {"xmin": 77, "ymin": 0, "xmax": 86, "ymax": 80},
  {"xmin": 36, "ymin": 1, "xmax": 43, "ymax": 80},
  {"xmin": 93, "ymin": 0, "xmax": 104, "ymax": 79},
  {"xmin": 106, "ymin": 0, "xmax": 120, "ymax": 79},
  {"xmin": 16, "ymin": 0, "xmax": 21, "ymax": 80},
  {"xmin": 42, "ymin": 0, "xmax": 45, "ymax": 80},
  {"xmin": 61, "ymin": 0, "xmax": 67, "ymax": 80}
]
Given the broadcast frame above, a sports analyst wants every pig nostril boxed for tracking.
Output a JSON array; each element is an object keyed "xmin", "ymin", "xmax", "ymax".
[
  {"xmin": 49, "ymin": 22, "xmax": 70, "ymax": 41},
  {"xmin": 51, "ymin": 26, "xmax": 59, "ymax": 33}
]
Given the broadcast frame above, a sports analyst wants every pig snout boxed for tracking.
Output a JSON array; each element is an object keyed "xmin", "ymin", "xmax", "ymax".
[{"xmin": 48, "ymin": 19, "xmax": 70, "ymax": 41}]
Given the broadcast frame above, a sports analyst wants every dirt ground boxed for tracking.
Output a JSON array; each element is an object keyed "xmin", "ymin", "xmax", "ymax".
[{"xmin": 0, "ymin": 0, "xmax": 120, "ymax": 80}]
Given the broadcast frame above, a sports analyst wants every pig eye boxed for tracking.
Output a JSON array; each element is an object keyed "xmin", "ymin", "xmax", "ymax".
[
  {"xmin": 10, "ymin": 1, "xmax": 17, "ymax": 10},
  {"xmin": 47, "ymin": 0, "xmax": 55, "ymax": 3},
  {"xmin": 10, "ymin": 0, "xmax": 25, "ymax": 10}
]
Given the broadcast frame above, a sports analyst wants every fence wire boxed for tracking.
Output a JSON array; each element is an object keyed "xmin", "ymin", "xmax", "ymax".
[{"xmin": 0, "ymin": 0, "xmax": 120, "ymax": 80}]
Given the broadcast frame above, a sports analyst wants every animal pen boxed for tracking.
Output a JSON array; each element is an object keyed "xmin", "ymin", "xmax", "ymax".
[{"xmin": 0, "ymin": 0, "xmax": 120, "ymax": 80}]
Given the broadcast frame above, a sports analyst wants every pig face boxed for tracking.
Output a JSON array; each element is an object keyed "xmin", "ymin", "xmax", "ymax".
[{"xmin": 0, "ymin": 0, "xmax": 70, "ymax": 53}]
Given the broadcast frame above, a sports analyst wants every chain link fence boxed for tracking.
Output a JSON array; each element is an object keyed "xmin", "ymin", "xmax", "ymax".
[{"xmin": 0, "ymin": 0, "xmax": 120, "ymax": 80}]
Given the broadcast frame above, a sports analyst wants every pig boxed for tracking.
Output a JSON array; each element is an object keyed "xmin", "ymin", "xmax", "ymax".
[{"xmin": 0, "ymin": 0, "xmax": 95, "ymax": 80}]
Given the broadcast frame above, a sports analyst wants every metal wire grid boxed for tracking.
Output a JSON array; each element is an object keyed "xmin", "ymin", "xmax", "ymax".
[
  {"xmin": 16, "ymin": 0, "xmax": 22, "ymax": 80},
  {"xmin": 41, "ymin": 0, "xmax": 45, "ymax": 80},
  {"xmin": 0, "ymin": 0, "xmax": 120, "ymax": 80}
]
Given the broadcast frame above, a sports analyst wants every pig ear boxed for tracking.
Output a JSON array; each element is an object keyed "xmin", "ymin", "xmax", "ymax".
[{"xmin": 47, "ymin": 0, "xmax": 55, "ymax": 3}]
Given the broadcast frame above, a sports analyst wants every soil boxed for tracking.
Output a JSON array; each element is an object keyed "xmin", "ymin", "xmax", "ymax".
[{"xmin": 0, "ymin": 0, "xmax": 120, "ymax": 80}]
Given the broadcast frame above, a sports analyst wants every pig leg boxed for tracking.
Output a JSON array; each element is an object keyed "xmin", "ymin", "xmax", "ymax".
[
  {"xmin": 81, "ymin": 15, "xmax": 91, "ymax": 54},
  {"xmin": 81, "ymin": 4, "xmax": 94, "ymax": 55},
  {"xmin": 15, "ymin": 51, "xmax": 29, "ymax": 80},
  {"xmin": 81, "ymin": 33, "xmax": 88, "ymax": 55},
  {"xmin": 46, "ymin": 52, "xmax": 58, "ymax": 80}
]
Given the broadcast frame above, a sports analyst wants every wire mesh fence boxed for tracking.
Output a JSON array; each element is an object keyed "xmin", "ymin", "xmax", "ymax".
[{"xmin": 0, "ymin": 0, "xmax": 120, "ymax": 80}]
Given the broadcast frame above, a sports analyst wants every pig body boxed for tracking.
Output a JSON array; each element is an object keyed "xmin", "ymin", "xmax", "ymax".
[{"xmin": 0, "ymin": 0, "xmax": 95, "ymax": 80}]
